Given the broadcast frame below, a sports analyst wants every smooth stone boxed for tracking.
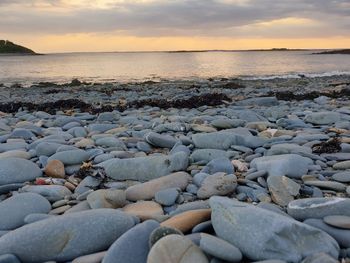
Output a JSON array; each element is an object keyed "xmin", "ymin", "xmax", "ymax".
[
  {"xmin": 0, "ymin": 254, "xmax": 21, "ymax": 263},
  {"xmin": 191, "ymin": 220, "xmax": 213, "ymax": 233},
  {"xmin": 87, "ymin": 189, "xmax": 126, "ymax": 209},
  {"xmin": 161, "ymin": 209, "xmax": 211, "ymax": 233},
  {"xmin": 48, "ymin": 150, "xmax": 90, "ymax": 165},
  {"xmin": 238, "ymin": 96, "xmax": 278, "ymax": 106},
  {"xmin": 170, "ymin": 200, "xmax": 210, "ymax": 215},
  {"xmin": 0, "ymin": 193, "xmax": 51, "ymax": 230},
  {"xmin": 75, "ymin": 138, "xmax": 95, "ymax": 148},
  {"xmin": 126, "ymin": 172, "xmax": 191, "ymax": 201},
  {"xmin": 332, "ymin": 172, "xmax": 350, "ymax": 183},
  {"xmin": 72, "ymin": 251, "xmax": 106, "ymax": 263},
  {"xmin": 20, "ymin": 185, "xmax": 72, "ymax": 202},
  {"xmin": 100, "ymin": 152, "xmax": 189, "ymax": 181},
  {"xmin": 304, "ymin": 218, "xmax": 350, "ymax": 248},
  {"xmin": 211, "ymin": 119, "xmax": 246, "ymax": 129},
  {"xmin": 123, "ymin": 201, "xmax": 164, "ymax": 221},
  {"xmin": 0, "ymin": 209, "xmax": 135, "ymax": 263},
  {"xmin": 35, "ymin": 142, "xmax": 63, "ymax": 157},
  {"xmin": 192, "ymin": 131, "xmax": 265, "ymax": 150},
  {"xmin": 250, "ymin": 154, "xmax": 313, "ymax": 178},
  {"xmin": 266, "ymin": 144, "xmax": 312, "ymax": 156},
  {"xmin": 333, "ymin": 160, "xmax": 350, "ymax": 170},
  {"xmin": 64, "ymin": 200, "xmax": 91, "ymax": 214},
  {"xmin": 191, "ymin": 124, "xmax": 217, "ymax": 133},
  {"xmin": 197, "ymin": 172, "xmax": 237, "ymax": 199},
  {"xmin": 75, "ymin": 176, "xmax": 101, "ymax": 195},
  {"xmin": 147, "ymin": 234, "xmax": 209, "ymax": 263},
  {"xmin": 304, "ymin": 112, "xmax": 340, "ymax": 125},
  {"xmin": 201, "ymin": 158, "xmax": 234, "ymax": 174},
  {"xmin": 95, "ymin": 137, "xmax": 126, "ymax": 149},
  {"xmin": 0, "ymin": 158, "xmax": 42, "ymax": 185},
  {"xmin": 45, "ymin": 160, "xmax": 65, "ymax": 178},
  {"xmin": 0, "ymin": 142, "xmax": 28, "ymax": 153},
  {"xmin": 155, "ymin": 188, "xmax": 179, "ymax": 206},
  {"xmin": 193, "ymin": 172, "xmax": 209, "ymax": 187},
  {"xmin": 87, "ymin": 124, "xmax": 116, "ymax": 133},
  {"xmin": 304, "ymin": 180, "xmax": 347, "ymax": 192},
  {"xmin": 301, "ymin": 252, "xmax": 338, "ymax": 263},
  {"xmin": 149, "ymin": 226, "xmax": 183, "ymax": 248},
  {"xmin": 24, "ymin": 213, "xmax": 53, "ymax": 224},
  {"xmin": 190, "ymin": 149, "xmax": 236, "ymax": 163},
  {"xmin": 145, "ymin": 132, "xmax": 179, "ymax": 148},
  {"xmin": 323, "ymin": 215, "xmax": 350, "ymax": 229},
  {"xmin": 103, "ymin": 220, "xmax": 159, "ymax": 263},
  {"xmin": 287, "ymin": 197, "xmax": 350, "ymax": 220},
  {"xmin": 0, "ymin": 150, "xmax": 31, "ymax": 160},
  {"xmin": 210, "ymin": 197, "xmax": 339, "ymax": 262},
  {"xmin": 267, "ymin": 176, "xmax": 300, "ymax": 207},
  {"xmin": 0, "ymin": 183, "xmax": 24, "ymax": 195},
  {"xmin": 199, "ymin": 233, "xmax": 242, "ymax": 262}
]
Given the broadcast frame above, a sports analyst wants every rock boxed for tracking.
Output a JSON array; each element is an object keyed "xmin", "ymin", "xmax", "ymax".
[
  {"xmin": 126, "ymin": 172, "xmax": 191, "ymax": 201},
  {"xmin": 211, "ymin": 119, "xmax": 246, "ymax": 129},
  {"xmin": 267, "ymin": 176, "xmax": 300, "ymax": 207},
  {"xmin": 95, "ymin": 137, "xmax": 126, "ymax": 149},
  {"xmin": 332, "ymin": 172, "xmax": 350, "ymax": 183},
  {"xmin": 199, "ymin": 233, "xmax": 242, "ymax": 262},
  {"xmin": 333, "ymin": 160, "xmax": 350, "ymax": 170},
  {"xmin": 191, "ymin": 124, "xmax": 217, "ymax": 133},
  {"xmin": 145, "ymin": 132, "xmax": 179, "ymax": 148},
  {"xmin": 0, "ymin": 209, "xmax": 135, "ymax": 263},
  {"xmin": 304, "ymin": 180, "xmax": 347, "ymax": 192},
  {"xmin": 87, "ymin": 189, "xmax": 127, "ymax": 209},
  {"xmin": 20, "ymin": 185, "xmax": 72, "ymax": 202},
  {"xmin": 323, "ymin": 215, "xmax": 350, "ymax": 229},
  {"xmin": 301, "ymin": 252, "xmax": 338, "ymax": 263},
  {"xmin": 103, "ymin": 220, "xmax": 159, "ymax": 263},
  {"xmin": 287, "ymin": 197, "xmax": 350, "ymax": 220},
  {"xmin": 210, "ymin": 197, "xmax": 339, "ymax": 262},
  {"xmin": 304, "ymin": 112, "xmax": 340, "ymax": 125},
  {"xmin": 304, "ymin": 218, "xmax": 350, "ymax": 248},
  {"xmin": 72, "ymin": 251, "xmax": 106, "ymax": 263},
  {"xmin": 201, "ymin": 158, "xmax": 234, "ymax": 174},
  {"xmin": 0, "ymin": 193, "xmax": 51, "ymax": 230},
  {"xmin": 48, "ymin": 150, "xmax": 90, "ymax": 165},
  {"xmin": 35, "ymin": 142, "xmax": 63, "ymax": 156},
  {"xmin": 155, "ymin": 188, "xmax": 179, "ymax": 206},
  {"xmin": 24, "ymin": 213, "xmax": 53, "ymax": 224},
  {"xmin": 192, "ymin": 131, "xmax": 265, "ymax": 150},
  {"xmin": 238, "ymin": 97, "xmax": 279, "ymax": 106},
  {"xmin": 197, "ymin": 172, "xmax": 237, "ymax": 199},
  {"xmin": 190, "ymin": 149, "xmax": 236, "ymax": 163},
  {"xmin": 123, "ymin": 201, "xmax": 164, "ymax": 221},
  {"xmin": 149, "ymin": 226, "xmax": 183, "ymax": 248},
  {"xmin": 147, "ymin": 234, "xmax": 208, "ymax": 263},
  {"xmin": 0, "ymin": 254, "xmax": 21, "ymax": 263},
  {"xmin": 0, "ymin": 158, "xmax": 42, "ymax": 186},
  {"xmin": 266, "ymin": 144, "xmax": 312, "ymax": 156},
  {"xmin": 101, "ymin": 152, "xmax": 188, "ymax": 181},
  {"xmin": 250, "ymin": 154, "xmax": 313, "ymax": 178},
  {"xmin": 0, "ymin": 150, "xmax": 31, "ymax": 160},
  {"xmin": 170, "ymin": 200, "xmax": 210, "ymax": 215},
  {"xmin": 44, "ymin": 160, "xmax": 65, "ymax": 178},
  {"xmin": 161, "ymin": 209, "xmax": 211, "ymax": 233},
  {"xmin": 0, "ymin": 183, "xmax": 24, "ymax": 195}
]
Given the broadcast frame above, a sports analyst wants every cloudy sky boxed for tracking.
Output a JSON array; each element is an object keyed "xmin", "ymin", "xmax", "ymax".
[{"xmin": 1, "ymin": 0, "xmax": 349, "ymax": 52}]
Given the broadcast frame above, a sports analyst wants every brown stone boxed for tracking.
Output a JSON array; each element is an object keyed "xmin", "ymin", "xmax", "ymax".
[
  {"xmin": 123, "ymin": 201, "xmax": 164, "ymax": 221},
  {"xmin": 161, "ymin": 209, "xmax": 211, "ymax": 233},
  {"xmin": 45, "ymin": 159, "xmax": 65, "ymax": 178}
]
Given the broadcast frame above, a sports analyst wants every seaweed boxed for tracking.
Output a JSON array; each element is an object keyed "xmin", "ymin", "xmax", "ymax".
[{"xmin": 312, "ymin": 137, "xmax": 342, "ymax": 154}]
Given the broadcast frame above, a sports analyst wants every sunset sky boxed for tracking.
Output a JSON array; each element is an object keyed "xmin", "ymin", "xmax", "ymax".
[{"xmin": 1, "ymin": 0, "xmax": 349, "ymax": 53}]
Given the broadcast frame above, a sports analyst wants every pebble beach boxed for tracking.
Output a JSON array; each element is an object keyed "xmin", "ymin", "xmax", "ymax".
[{"xmin": 0, "ymin": 75, "xmax": 350, "ymax": 263}]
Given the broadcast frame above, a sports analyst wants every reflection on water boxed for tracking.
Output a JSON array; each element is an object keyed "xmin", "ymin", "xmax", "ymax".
[{"xmin": 0, "ymin": 51, "xmax": 349, "ymax": 85}]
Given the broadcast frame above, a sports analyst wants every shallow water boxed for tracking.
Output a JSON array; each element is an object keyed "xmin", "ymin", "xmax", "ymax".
[{"xmin": 0, "ymin": 50, "xmax": 349, "ymax": 85}]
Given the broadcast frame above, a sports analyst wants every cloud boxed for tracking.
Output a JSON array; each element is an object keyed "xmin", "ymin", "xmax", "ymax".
[{"xmin": 0, "ymin": 0, "xmax": 349, "ymax": 38}]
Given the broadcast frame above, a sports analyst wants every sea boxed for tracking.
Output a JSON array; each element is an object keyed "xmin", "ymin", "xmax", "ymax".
[{"xmin": 0, "ymin": 50, "xmax": 349, "ymax": 86}]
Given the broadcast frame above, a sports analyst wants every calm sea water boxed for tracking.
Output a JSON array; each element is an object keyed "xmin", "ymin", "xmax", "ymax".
[{"xmin": 0, "ymin": 51, "xmax": 349, "ymax": 85}]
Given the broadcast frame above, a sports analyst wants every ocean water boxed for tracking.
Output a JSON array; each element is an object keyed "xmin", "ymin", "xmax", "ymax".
[{"xmin": 0, "ymin": 50, "xmax": 349, "ymax": 85}]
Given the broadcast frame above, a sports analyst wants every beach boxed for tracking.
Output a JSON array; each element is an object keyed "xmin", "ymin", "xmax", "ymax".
[{"xmin": 0, "ymin": 74, "xmax": 350, "ymax": 262}]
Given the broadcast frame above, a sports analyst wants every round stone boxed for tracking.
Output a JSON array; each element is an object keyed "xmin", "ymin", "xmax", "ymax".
[
  {"xmin": 147, "ymin": 234, "xmax": 208, "ymax": 263},
  {"xmin": 149, "ymin": 226, "xmax": 183, "ymax": 248},
  {"xmin": 123, "ymin": 201, "xmax": 164, "ymax": 221},
  {"xmin": 45, "ymin": 160, "xmax": 65, "ymax": 178},
  {"xmin": 323, "ymin": 215, "xmax": 350, "ymax": 229}
]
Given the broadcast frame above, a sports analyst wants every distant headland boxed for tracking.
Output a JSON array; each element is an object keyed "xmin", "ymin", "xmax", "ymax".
[
  {"xmin": 0, "ymin": 40, "xmax": 37, "ymax": 55},
  {"xmin": 313, "ymin": 49, "xmax": 350, "ymax": 55}
]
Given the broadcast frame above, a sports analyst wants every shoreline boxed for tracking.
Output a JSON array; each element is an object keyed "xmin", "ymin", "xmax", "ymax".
[{"xmin": 0, "ymin": 74, "xmax": 350, "ymax": 262}]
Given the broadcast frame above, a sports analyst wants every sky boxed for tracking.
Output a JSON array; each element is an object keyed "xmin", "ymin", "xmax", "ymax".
[{"xmin": 0, "ymin": 0, "xmax": 349, "ymax": 53}]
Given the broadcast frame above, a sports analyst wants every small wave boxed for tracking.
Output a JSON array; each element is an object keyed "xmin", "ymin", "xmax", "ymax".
[{"xmin": 241, "ymin": 71, "xmax": 350, "ymax": 80}]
